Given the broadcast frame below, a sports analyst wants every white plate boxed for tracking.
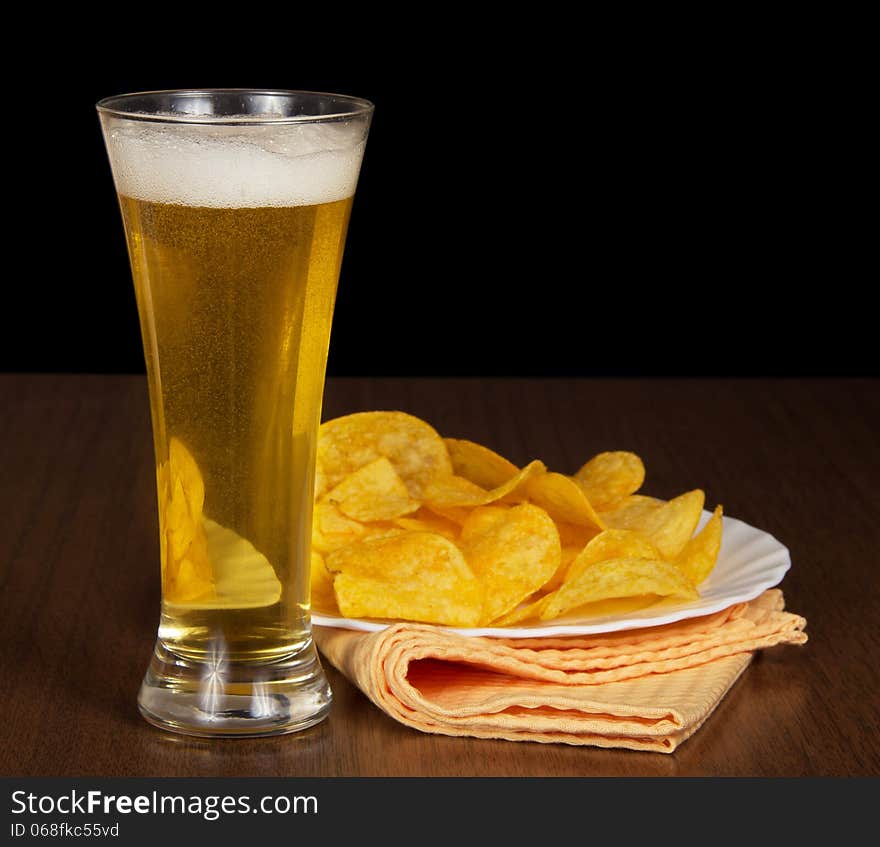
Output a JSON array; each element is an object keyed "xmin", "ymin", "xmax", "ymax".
[{"xmin": 311, "ymin": 512, "xmax": 791, "ymax": 638}]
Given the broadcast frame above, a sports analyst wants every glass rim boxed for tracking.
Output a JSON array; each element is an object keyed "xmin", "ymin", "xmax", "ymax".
[{"xmin": 96, "ymin": 88, "xmax": 374, "ymax": 126}]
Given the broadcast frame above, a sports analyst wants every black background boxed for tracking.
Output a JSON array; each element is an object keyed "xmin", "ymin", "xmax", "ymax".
[{"xmin": 2, "ymin": 22, "xmax": 869, "ymax": 378}]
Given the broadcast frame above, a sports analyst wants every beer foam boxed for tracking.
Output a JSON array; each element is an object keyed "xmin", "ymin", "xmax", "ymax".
[{"xmin": 104, "ymin": 119, "xmax": 366, "ymax": 208}]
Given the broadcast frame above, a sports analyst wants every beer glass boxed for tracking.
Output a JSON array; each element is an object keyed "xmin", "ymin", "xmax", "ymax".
[{"xmin": 97, "ymin": 90, "xmax": 373, "ymax": 736}]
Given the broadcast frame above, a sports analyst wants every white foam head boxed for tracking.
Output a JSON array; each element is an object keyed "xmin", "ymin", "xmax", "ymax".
[{"xmin": 103, "ymin": 117, "xmax": 367, "ymax": 208}]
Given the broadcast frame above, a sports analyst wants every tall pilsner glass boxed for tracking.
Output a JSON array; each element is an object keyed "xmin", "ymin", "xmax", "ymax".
[{"xmin": 97, "ymin": 90, "xmax": 373, "ymax": 736}]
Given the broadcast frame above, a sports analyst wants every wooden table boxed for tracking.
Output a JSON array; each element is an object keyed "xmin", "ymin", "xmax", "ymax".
[{"xmin": 1, "ymin": 374, "xmax": 877, "ymax": 776}]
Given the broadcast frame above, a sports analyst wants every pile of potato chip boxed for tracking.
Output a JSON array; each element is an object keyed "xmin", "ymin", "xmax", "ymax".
[{"xmin": 310, "ymin": 412, "xmax": 723, "ymax": 628}]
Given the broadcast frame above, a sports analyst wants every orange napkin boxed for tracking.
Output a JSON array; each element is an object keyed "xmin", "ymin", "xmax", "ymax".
[{"xmin": 313, "ymin": 589, "xmax": 807, "ymax": 752}]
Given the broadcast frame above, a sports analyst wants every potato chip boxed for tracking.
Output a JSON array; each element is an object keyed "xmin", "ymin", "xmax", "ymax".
[
  {"xmin": 166, "ymin": 475, "xmax": 198, "ymax": 562},
  {"xmin": 168, "ymin": 523, "xmax": 213, "ymax": 604},
  {"xmin": 422, "ymin": 474, "xmax": 490, "ymax": 505},
  {"xmin": 515, "ymin": 530, "xmax": 662, "ymax": 623},
  {"xmin": 165, "ymin": 441, "xmax": 205, "ymax": 562},
  {"xmin": 188, "ymin": 518, "xmax": 282, "ymax": 609},
  {"xmin": 160, "ymin": 438, "xmax": 213, "ymax": 604},
  {"xmin": 169, "ymin": 437, "xmax": 205, "ymax": 517},
  {"xmin": 498, "ymin": 593, "xmax": 659, "ymax": 626},
  {"xmin": 675, "ymin": 505, "xmax": 723, "ymax": 585},
  {"xmin": 423, "ymin": 460, "xmax": 546, "ymax": 508},
  {"xmin": 526, "ymin": 471, "xmax": 606, "ymax": 529},
  {"xmin": 493, "ymin": 592, "xmax": 555, "ymax": 626},
  {"xmin": 541, "ymin": 545, "xmax": 583, "ymax": 592},
  {"xmin": 310, "ymin": 550, "xmax": 339, "ymax": 614},
  {"xmin": 326, "ymin": 532, "xmax": 483, "ymax": 626},
  {"xmin": 459, "ymin": 503, "xmax": 561, "ymax": 624},
  {"xmin": 422, "ymin": 503, "xmax": 473, "ymax": 526},
  {"xmin": 322, "ymin": 456, "xmax": 420, "ymax": 522},
  {"xmin": 444, "ymin": 438, "xmax": 519, "ymax": 489},
  {"xmin": 317, "ymin": 411, "xmax": 452, "ymax": 498},
  {"xmin": 540, "ymin": 558, "xmax": 698, "ymax": 620},
  {"xmin": 556, "ymin": 595, "xmax": 661, "ymax": 619},
  {"xmin": 493, "ymin": 538, "xmax": 596, "ymax": 625},
  {"xmin": 393, "ymin": 508, "xmax": 461, "ymax": 541},
  {"xmin": 554, "ymin": 521, "xmax": 602, "ymax": 549},
  {"xmin": 312, "ymin": 502, "xmax": 402, "ymax": 554},
  {"xmin": 311, "ymin": 501, "xmax": 367, "ymax": 554},
  {"xmin": 574, "ymin": 451, "xmax": 646, "ymax": 509},
  {"xmin": 457, "ymin": 505, "xmax": 509, "ymax": 539},
  {"xmin": 602, "ymin": 490, "xmax": 705, "ymax": 560},
  {"xmin": 567, "ymin": 529, "xmax": 661, "ymax": 579},
  {"xmin": 599, "ymin": 493, "xmax": 664, "ymax": 518}
]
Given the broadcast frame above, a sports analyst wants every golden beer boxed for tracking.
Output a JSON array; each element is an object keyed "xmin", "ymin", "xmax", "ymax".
[
  {"xmin": 98, "ymin": 90, "xmax": 372, "ymax": 736},
  {"xmin": 122, "ymin": 195, "xmax": 352, "ymax": 661}
]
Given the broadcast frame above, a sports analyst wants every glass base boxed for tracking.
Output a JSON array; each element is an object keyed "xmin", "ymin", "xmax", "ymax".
[{"xmin": 138, "ymin": 640, "xmax": 332, "ymax": 738}]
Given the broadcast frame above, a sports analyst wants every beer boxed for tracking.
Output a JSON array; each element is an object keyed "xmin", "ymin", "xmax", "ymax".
[
  {"xmin": 121, "ymin": 193, "xmax": 352, "ymax": 663},
  {"xmin": 99, "ymin": 94, "xmax": 372, "ymax": 735}
]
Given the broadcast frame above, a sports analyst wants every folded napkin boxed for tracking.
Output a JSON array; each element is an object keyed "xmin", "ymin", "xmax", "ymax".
[{"xmin": 314, "ymin": 589, "xmax": 807, "ymax": 752}]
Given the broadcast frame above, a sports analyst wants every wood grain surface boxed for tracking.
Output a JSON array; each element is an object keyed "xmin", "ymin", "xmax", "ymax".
[{"xmin": 1, "ymin": 374, "xmax": 877, "ymax": 776}]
